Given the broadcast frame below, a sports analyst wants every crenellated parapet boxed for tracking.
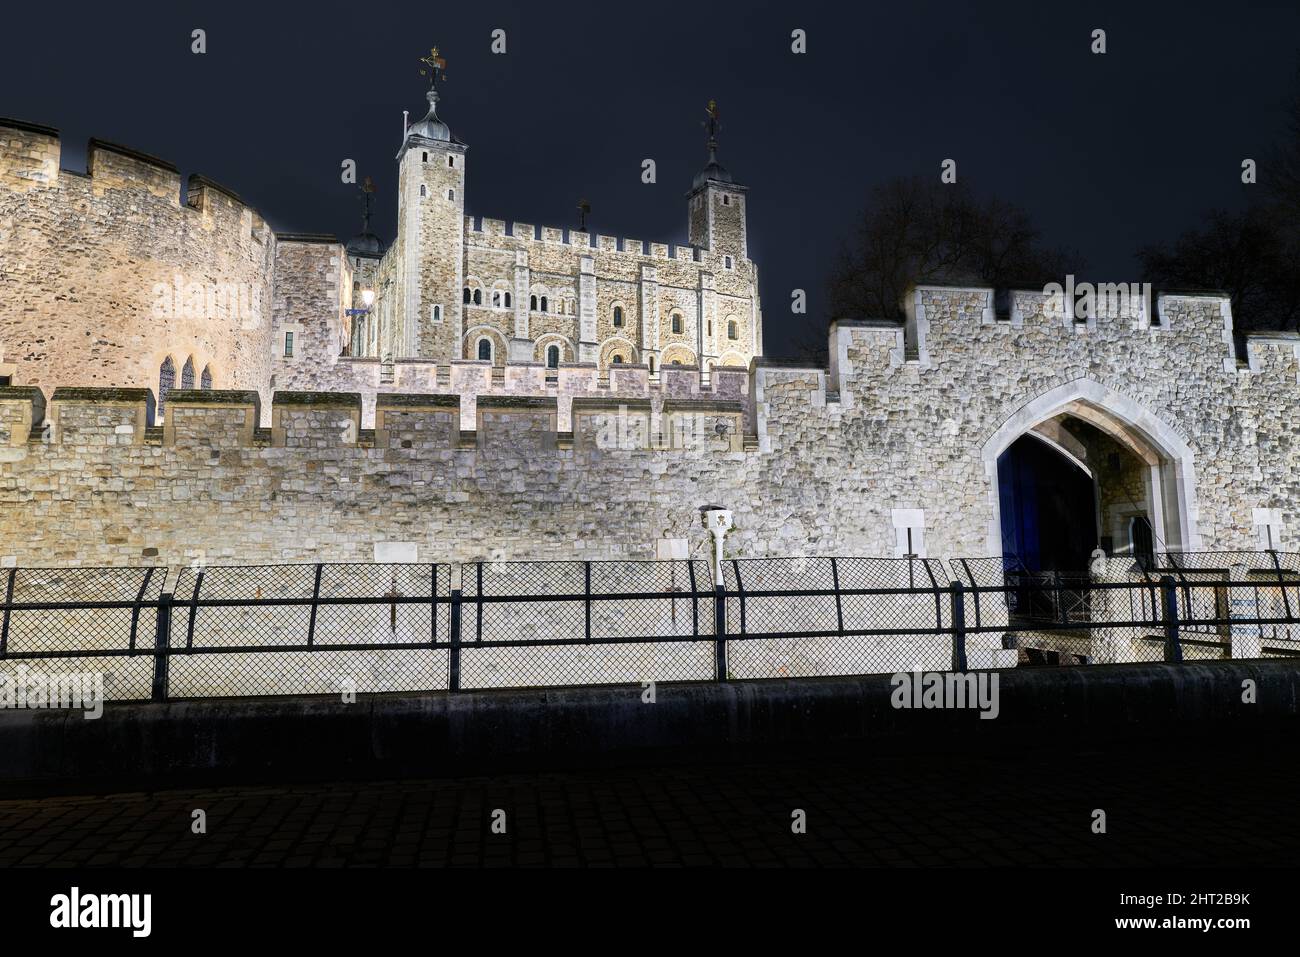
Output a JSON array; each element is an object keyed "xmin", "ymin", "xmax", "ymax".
[
  {"xmin": 0, "ymin": 118, "xmax": 332, "ymax": 411},
  {"xmin": 0, "ymin": 386, "xmax": 758, "ymax": 457}
]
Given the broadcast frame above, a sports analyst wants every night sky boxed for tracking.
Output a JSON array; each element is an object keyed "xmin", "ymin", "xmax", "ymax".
[{"xmin": 4, "ymin": 0, "xmax": 1297, "ymax": 357}]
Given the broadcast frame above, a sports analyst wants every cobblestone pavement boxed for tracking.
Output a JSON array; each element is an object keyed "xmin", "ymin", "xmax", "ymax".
[{"xmin": 1, "ymin": 746, "xmax": 1296, "ymax": 867}]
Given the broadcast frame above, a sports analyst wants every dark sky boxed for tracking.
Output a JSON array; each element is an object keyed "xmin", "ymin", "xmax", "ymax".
[{"xmin": 4, "ymin": 0, "xmax": 1297, "ymax": 357}]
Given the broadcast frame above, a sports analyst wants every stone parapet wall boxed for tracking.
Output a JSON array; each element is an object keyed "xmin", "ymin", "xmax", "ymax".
[{"xmin": 0, "ymin": 121, "xmax": 282, "ymax": 410}]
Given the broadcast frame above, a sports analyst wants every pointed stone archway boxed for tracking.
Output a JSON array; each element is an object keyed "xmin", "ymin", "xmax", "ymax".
[{"xmin": 980, "ymin": 379, "xmax": 1201, "ymax": 561}]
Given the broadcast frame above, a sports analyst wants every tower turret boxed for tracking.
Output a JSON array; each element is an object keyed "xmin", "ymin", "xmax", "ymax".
[
  {"xmin": 686, "ymin": 100, "xmax": 748, "ymax": 258},
  {"xmin": 392, "ymin": 47, "xmax": 466, "ymax": 360}
]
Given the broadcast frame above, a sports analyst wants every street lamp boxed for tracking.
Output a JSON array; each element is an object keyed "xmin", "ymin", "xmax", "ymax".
[
  {"xmin": 699, "ymin": 504, "xmax": 734, "ymax": 586},
  {"xmin": 344, "ymin": 290, "xmax": 376, "ymax": 357}
]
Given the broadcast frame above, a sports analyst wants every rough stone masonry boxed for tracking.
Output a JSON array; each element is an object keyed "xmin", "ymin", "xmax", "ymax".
[{"xmin": 2, "ymin": 77, "xmax": 1299, "ymax": 569}]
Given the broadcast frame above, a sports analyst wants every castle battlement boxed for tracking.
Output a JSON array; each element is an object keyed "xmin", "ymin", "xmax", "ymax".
[
  {"xmin": 0, "ymin": 386, "xmax": 751, "ymax": 456},
  {"xmin": 1, "ymin": 119, "xmax": 277, "ymax": 240},
  {"xmin": 3, "ymin": 287, "xmax": 1299, "ymax": 571},
  {"xmin": 464, "ymin": 213, "xmax": 704, "ymax": 263},
  {"xmin": 890, "ymin": 284, "xmax": 1246, "ymax": 377}
]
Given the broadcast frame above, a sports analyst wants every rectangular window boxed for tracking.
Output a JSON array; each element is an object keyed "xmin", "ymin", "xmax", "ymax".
[
  {"xmin": 447, "ymin": 189, "xmax": 455, "ymax": 201},
  {"xmin": 724, "ymin": 256, "xmax": 733, "ymax": 269},
  {"xmin": 0, "ymin": 375, "xmax": 10, "ymax": 387},
  {"xmin": 283, "ymin": 331, "xmax": 294, "ymax": 357}
]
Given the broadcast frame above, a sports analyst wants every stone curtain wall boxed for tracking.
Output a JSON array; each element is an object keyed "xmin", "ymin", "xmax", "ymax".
[
  {"xmin": 1, "ymin": 288, "xmax": 1298, "ymax": 568},
  {"xmin": 0, "ymin": 121, "xmax": 277, "ymax": 409}
]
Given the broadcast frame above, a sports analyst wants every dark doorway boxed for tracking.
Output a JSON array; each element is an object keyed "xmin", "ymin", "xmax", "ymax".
[
  {"xmin": 1131, "ymin": 516, "xmax": 1155, "ymax": 568},
  {"xmin": 997, "ymin": 434, "xmax": 1097, "ymax": 572}
]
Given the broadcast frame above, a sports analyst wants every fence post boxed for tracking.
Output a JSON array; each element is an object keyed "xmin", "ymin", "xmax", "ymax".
[
  {"xmin": 950, "ymin": 581, "xmax": 968, "ymax": 671},
  {"xmin": 1055, "ymin": 570, "xmax": 1067, "ymax": 626},
  {"xmin": 152, "ymin": 592, "xmax": 172, "ymax": 702},
  {"xmin": 307, "ymin": 562, "xmax": 323, "ymax": 647},
  {"xmin": 449, "ymin": 588, "xmax": 462, "ymax": 692},
  {"xmin": 714, "ymin": 583, "xmax": 727, "ymax": 681},
  {"xmin": 1161, "ymin": 575, "xmax": 1183, "ymax": 663},
  {"xmin": 0, "ymin": 566, "xmax": 16, "ymax": 658},
  {"xmin": 584, "ymin": 561, "xmax": 592, "ymax": 643}
]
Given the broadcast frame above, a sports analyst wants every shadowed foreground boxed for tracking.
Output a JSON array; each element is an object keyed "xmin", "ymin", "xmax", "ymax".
[{"xmin": 1, "ymin": 742, "xmax": 1295, "ymax": 867}]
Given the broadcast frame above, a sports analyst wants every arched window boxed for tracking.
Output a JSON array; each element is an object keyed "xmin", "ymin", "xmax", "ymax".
[
  {"xmin": 530, "ymin": 294, "xmax": 538, "ymax": 311},
  {"xmin": 181, "ymin": 357, "xmax": 195, "ymax": 390},
  {"xmin": 420, "ymin": 185, "xmax": 427, "ymax": 197},
  {"xmin": 546, "ymin": 345, "xmax": 560, "ymax": 368},
  {"xmin": 200, "ymin": 365, "xmax": 213, "ymax": 390},
  {"xmin": 671, "ymin": 313, "xmax": 682, "ymax": 334},
  {"xmin": 613, "ymin": 306, "xmax": 623, "ymax": 327},
  {"xmin": 671, "ymin": 359, "xmax": 681, "ymax": 366},
  {"xmin": 492, "ymin": 290, "xmax": 501, "ymax": 308},
  {"xmin": 540, "ymin": 296, "xmax": 548, "ymax": 313},
  {"xmin": 472, "ymin": 289, "xmax": 482, "ymax": 305},
  {"xmin": 477, "ymin": 338, "xmax": 492, "ymax": 361},
  {"xmin": 463, "ymin": 288, "xmax": 472, "ymax": 304},
  {"xmin": 504, "ymin": 292, "xmax": 512, "ymax": 308},
  {"xmin": 612, "ymin": 354, "xmax": 624, "ymax": 364},
  {"xmin": 648, "ymin": 356, "xmax": 656, "ymax": 374},
  {"xmin": 158, "ymin": 357, "xmax": 175, "ymax": 419},
  {"xmin": 727, "ymin": 320, "xmax": 738, "ymax": 340}
]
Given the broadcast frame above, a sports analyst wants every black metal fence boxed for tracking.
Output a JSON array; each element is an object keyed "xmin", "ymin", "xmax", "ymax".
[{"xmin": 1, "ymin": 552, "xmax": 1298, "ymax": 701}]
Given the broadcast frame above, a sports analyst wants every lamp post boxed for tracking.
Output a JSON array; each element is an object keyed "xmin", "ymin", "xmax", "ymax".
[
  {"xmin": 344, "ymin": 289, "xmax": 375, "ymax": 356},
  {"xmin": 699, "ymin": 504, "xmax": 734, "ymax": 586}
]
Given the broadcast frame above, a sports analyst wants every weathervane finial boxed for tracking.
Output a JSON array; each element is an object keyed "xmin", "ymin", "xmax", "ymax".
[
  {"xmin": 419, "ymin": 47, "xmax": 448, "ymax": 89},
  {"xmin": 703, "ymin": 100, "xmax": 721, "ymax": 160},
  {"xmin": 359, "ymin": 176, "xmax": 376, "ymax": 234}
]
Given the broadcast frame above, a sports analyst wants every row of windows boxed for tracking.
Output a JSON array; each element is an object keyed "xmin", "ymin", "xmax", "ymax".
[
  {"xmin": 463, "ymin": 288, "xmax": 512, "ymax": 308},
  {"xmin": 456, "ymin": 289, "xmax": 739, "ymax": 338},
  {"xmin": 462, "ymin": 289, "xmax": 583, "ymax": 315},
  {"xmin": 420, "ymin": 152, "xmax": 456, "ymax": 168},
  {"xmin": 157, "ymin": 356, "xmax": 215, "ymax": 419},
  {"xmin": 419, "ymin": 185, "xmax": 455, "ymax": 200},
  {"xmin": 474, "ymin": 339, "xmax": 568, "ymax": 368},
  {"xmin": 472, "ymin": 338, "xmax": 696, "ymax": 371}
]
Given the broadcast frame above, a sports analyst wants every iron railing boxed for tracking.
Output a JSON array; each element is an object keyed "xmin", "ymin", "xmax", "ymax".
[{"xmin": 0, "ymin": 553, "xmax": 1297, "ymax": 701}]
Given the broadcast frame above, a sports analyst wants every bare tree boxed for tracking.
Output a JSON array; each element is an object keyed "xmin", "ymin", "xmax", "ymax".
[
  {"xmin": 1267, "ymin": 57, "xmax": 1300, "ymax": 223},
  {"xmin": 825, "ymin": 176, "xmax": 1075, "ymax": 324},
  {"xmin": 1139, "ymin": 207, "xmax": 1300, "ymax": 333},
  {"xmin": 1140, "ymin": 58, "xmax": 1300, "ymax": 333}
]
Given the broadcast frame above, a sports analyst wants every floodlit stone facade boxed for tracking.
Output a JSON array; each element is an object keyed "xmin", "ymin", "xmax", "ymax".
[
  {"xmin": 0, "ymin": 75, "xmax": 762, "ymax": 427},
  {"xmin": 1, "ymin": 286, "xmax": 1297, "ymax": 571},
  {"xmin": 2, "ymin": 79, "xmax": 1299, "ymax": 573}
]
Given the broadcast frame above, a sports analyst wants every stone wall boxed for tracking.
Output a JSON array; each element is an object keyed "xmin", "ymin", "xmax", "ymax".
[
  {"xmin": 0, "ymin": 120, "xmax": 279, "ymax": 413},
  {"xmin": 2, "ymin": 287, "xmax": 1298, "ymax": 571},
  {"xmin": 449, "ymin": 216, "xmax": 759, "ymax": 373}
]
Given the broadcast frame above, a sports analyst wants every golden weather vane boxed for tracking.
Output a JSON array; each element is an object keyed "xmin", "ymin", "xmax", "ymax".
[
  {"xmin": 703, "ymin": 100, "xmax": 721, "ymax": 152},
  {"xmin": 419, "ymin": 47, "xmax": 448, "ymax": 87}
]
